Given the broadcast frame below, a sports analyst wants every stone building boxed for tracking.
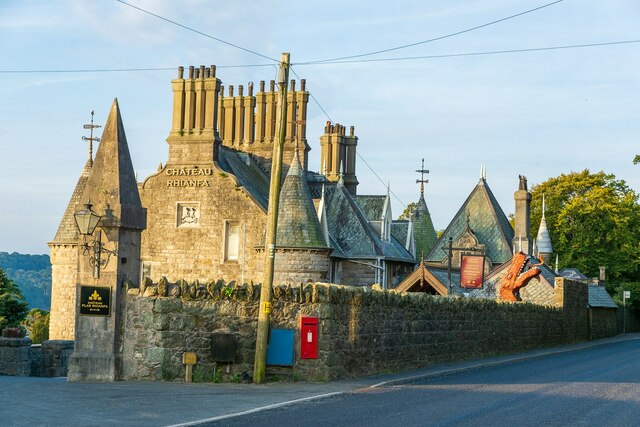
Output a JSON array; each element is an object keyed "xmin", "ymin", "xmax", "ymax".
[
  {"xmin": 396, "ymin": 173, "xmax": 563, "ymax": 306},
  {"xmin": 49, "ymin": 65, "xmax": 416, "ymax": 340}
]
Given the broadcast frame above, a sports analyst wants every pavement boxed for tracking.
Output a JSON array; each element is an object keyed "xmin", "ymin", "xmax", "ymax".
[{"xmin": 2, "ymin": 333, "xmax": 639, "ymax": 427}]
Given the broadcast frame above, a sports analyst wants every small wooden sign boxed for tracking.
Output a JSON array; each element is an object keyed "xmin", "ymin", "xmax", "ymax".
[
  {"xmin": 182, "ymin": 352, "xmax": 197, "ymax": 365},
  {"xmin": 79, "ymin": 286, "xmax": 111, "ymax": 316},
  {"xmin": 182, "ymin": 352, "xmax": 197, "ymax": 383}
]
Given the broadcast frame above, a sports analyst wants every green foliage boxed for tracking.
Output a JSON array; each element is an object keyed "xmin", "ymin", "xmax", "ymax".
[
  {"xmin": 398, "ymin": 202, "xmax": 417, "ymax": 220},
  {"xmin": 222, "ymin": 285, "xmax": 234, "ymax": 298},
  {"xmin": 634, "ymin": 155, "xmax": 640, "ymax": 165},
  {"xmin": 21, "ymin": 308, "xmax": 49, "ymax": 344},
  {"xmin": 606, "ymin": 281, "xmax": 640, "ymax": 314},
  {"xmin": 192, "ymin": 364, "xmax": 222, "ymax": 383},
  {"xmin": 0, "ymin": 267, "xmax": 29, "ymax": 330},
  {"xmin": 529, "ymin": 170, "xmax": 640, "ymax": 281},
  {"xmin": 0, "ymin": 252, "xmax": 51, "ymax": 310}
]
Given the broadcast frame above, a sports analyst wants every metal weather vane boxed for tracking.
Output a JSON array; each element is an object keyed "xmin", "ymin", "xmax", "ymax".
[
  {"xmin": 416, "ymin": 158, "xmax": 429, "ymax": 195},
  {"xmin": 82, "ymin": 110, "xmax": 101, "ymax": 165}
]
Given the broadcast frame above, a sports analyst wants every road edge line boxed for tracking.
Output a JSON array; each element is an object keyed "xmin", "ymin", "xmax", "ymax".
[{"xmin": 164, "ymin": 391, "xmax": 344, "ymax": 427}]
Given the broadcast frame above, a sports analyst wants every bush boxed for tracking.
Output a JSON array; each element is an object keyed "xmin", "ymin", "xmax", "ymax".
[
  {"xmin": 0, "ymin": 268, "xmax": 28, "ymax": 330},
  {"xmin": 22, "ymin": 308, "xmax": 49, "ymax": 344}
]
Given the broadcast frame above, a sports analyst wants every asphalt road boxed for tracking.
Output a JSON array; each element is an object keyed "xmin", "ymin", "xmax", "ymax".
[{"xmin": 213, "ymin": 340, "xmax": 640, "ymax": 427}]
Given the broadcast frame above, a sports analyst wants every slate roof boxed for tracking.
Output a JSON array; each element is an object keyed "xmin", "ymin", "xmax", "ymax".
[
  {"xmin": 51, "ymin": 159, "xmax": 92, "ymax": 244},
  {"xmin": 427, "ymin": 177, "xmax": 514, "ymax": 265},
  {"xmin": 558, "ymin": 268, "xmax": 589, "ymax": 280},
  {"xmin": 412, "ymin": 193, "xmax": 438, "ymax": 261},
  {"xmin": 217, "ymin": 147, "xmax": 270, "ymax": 210},
  {"xmin": 273, "ymin": 152, "xmax": 328, "ymax": 249},
  {"xmin": 354, "ymin": 195, "xmax": 386, "ymax": 221},
  {"xmin": 391, "ymin": 221, "xmax": 410, "ymax": 248},
  {"xmin": 588, "ymin": 286, "xmax": 618, "ymax": 308},
  {"xmin": 320, "ymin": 182, "xmax": 414, "ymax": 262}
]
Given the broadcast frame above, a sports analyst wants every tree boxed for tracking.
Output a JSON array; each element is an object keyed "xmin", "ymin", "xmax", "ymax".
[
  {"xmin": 0, "ymin": 268, "xmax": 29, "ymax": 330},
  {"xmin": 529, "ymin": 170, "xmax": 640, "ymax": 281},
  {"xmin": 398, "ymin": 202, "xmax": 417, "ymax": 220},
  {"xmin": 21, "ymin": 308, "xmax": 49, "ymax": 344},
  {"xmin": 634, "ymin": 155, "xmax": 640, "ymax": 165}
]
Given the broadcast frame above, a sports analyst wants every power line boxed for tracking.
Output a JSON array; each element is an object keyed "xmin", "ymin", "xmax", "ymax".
[
  {"xmin": 2, "ymin": 38, "xmax": 636, "ymax": 74},
  {"xmin": 290, "ymin": 66, "xmax": 406, "ymax": 207},
  {"xmin": 293, "ymin": 39, "xmax": 640, "ymax": 66},
  {"xmin": 356, "ymin": 151, "xmax": 408, "ymax": 209},
  {"xmin": 297, "ymin": 0, "xmax": 566, "ymax": 64},
  {"xmin": 115, "ymin": 0, "xmax": 278, "ymax": 63},
  {"xmin": 0, "ymin": 64, "xmax": 275, "ymax": 74},
  {"xmin": 290, "ymin": 66, "xmax": 334, "ymax": 123}
]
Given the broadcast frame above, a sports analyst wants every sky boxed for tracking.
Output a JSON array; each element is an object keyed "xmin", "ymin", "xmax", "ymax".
[{"xmin": 0, "ymin": 0, "xmax": 638, "ymax": 255}]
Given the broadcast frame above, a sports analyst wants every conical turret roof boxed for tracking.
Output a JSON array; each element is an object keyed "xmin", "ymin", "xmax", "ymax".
[
  {"xmin": 412, "ymin": 192, "xmax": 438, "ymax": 261},
  {"xmin": 275, "ymin": 151, "xmax": 328, "ymax": 249},
  {"xmin": 78, "ymin": 99, "xmax": 145, "ymax": 229},
  {"xmin": 50, "ymin": 158, "xmax": 92, "ymax": 244},
  {"xmin": 536, "ymin": 196, "xmax": 553, "ymax": 254}
]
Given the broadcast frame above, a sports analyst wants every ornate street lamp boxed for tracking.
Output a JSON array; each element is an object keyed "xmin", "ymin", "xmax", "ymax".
[{"xmin": 74, "ymin": 201, "xmax": 116, "ymax": 279}]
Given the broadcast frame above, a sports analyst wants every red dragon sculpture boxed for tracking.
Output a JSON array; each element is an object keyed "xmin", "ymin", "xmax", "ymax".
[{"xmin": 499, "ymin": 251, "xmax": 544, "ymax": 301}]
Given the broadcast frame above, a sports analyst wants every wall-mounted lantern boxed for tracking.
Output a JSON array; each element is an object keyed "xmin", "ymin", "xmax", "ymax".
[{"xmin": 74, "ymin": 201, "xmax": 116, "ymax": 278}]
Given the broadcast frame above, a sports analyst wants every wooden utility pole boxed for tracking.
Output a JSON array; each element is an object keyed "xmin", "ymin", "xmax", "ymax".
[{"xmin": 253, "ymin": 52, "xmax": 290, "ymax": 384}]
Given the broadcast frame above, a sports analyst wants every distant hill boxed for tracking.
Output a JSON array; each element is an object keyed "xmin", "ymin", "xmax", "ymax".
[{"xmin": 0, "ymin": 252, "xmax": 51, "ymax": 311}]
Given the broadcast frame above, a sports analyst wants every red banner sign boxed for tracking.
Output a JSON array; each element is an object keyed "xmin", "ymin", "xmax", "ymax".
[{"xmin": 461, "ymin": 255, "xmax": 484, "ymax": 289}]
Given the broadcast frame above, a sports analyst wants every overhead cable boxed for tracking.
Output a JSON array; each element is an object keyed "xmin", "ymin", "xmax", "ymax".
[
  {"xmin": 296, "ymin": 0, "xmax": 566, "ymax": 64},
  {"xmin": 115, "ymin": 0, "xmax": 278, "ymax": 63}
]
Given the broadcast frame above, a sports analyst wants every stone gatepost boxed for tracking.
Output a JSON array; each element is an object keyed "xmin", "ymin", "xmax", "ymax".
[{"xmin": 68, "ymin": 99, "xmax": 146, "ymax": 382}]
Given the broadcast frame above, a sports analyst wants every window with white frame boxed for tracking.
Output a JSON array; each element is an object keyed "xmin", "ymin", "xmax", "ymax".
[{"xmin": 224, "ymin": 222, "xmax": 240, "ymax": 261}]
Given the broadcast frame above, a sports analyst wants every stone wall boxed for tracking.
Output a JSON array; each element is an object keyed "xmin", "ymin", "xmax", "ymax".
[
  {"xmin": 122, "ymin": 277, "xmax": 588, "ymax": 382},
  {"xmin": 590, "ymin": 308, "xmax": 617, "ymax": 340},
  {"xmin": 0, "ymin": 337, "xmax": 32, "ymax": 376},
  {"xmin": 41, "ymin": 340, "xmax": 74, "ymax": 377},
  {"xmin": 256, "ymin": 248, "xmax": 331, "ymax": 284},
  {"xmin": 140, "ymin": 163, "xmax": 267, "ymax": 285},
  {"xmin": 339, "ymin": 260, "xmax": 377, "ymax": 287},
  {"xmin": 48, "ymin": 244, "xmax": 78, "ymax": 340}
]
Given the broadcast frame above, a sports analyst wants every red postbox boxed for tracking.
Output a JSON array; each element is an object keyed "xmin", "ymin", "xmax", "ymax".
[{"xmin": 300, "ymin": 317, "xmax": 318, "ymax": 359}]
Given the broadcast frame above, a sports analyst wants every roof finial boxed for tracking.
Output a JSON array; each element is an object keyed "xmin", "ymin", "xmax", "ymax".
[
  {"xmin": 479, "ymin": 164, "xmax": 487, "ymax": 181},
  {"xmin": 82, "ymin": 110, "xmax": 101, "ymax": 171},
  {"xmin": 555, "ymin": 253, "xmax": 559, "ymax": 274},
  {"xmin": 415, "ymin": 158, "xmax": 429, "ymax": 195},
  {"xmin": 542, "ymin": 194, "xmax": 546, "ymax": 219}
]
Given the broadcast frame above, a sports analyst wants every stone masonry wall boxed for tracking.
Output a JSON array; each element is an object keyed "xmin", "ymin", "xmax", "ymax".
[
  {"xmin": 590, "ymin": 308, "xmax": 617, "ymax": 340},
  {"xmin": 340, "ymin": 260, "xmax": 377, "ymax": 287},
  {"xmin": 48, "ymin": 245, "xmax": 78, "ymax": 340},
  {"xmin": 122, "ymin": 277, "xmax": 588, "ymax": 382},
  {"xmin": 0, "ymin": 337, "xmax": 32, "ymax": 376},
  {"xmin": 256, "ymin": 248, "xmax": 331, "ymax": 285},
  {"xmin": 140, "ymin": 162, "xmax": 267, "ymax": 285}
]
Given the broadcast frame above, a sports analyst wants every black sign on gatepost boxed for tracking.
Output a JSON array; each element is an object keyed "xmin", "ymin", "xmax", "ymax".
[{"xmin": 79, "ymin": 286, "xmax": 111, "ymax": 316}]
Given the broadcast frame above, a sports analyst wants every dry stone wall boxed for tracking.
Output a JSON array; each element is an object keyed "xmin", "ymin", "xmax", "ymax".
[{"xmin": 122, "ymin": 277, "xmax": 589, "ymax": 382}]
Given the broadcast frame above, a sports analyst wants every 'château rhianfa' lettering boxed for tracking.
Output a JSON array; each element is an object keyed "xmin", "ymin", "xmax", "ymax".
[
  {"xmin": 167, "ymin": 180, "xmax": 211, "ymax": 188},
  {"xmin": 166, "ymin": 168, "xmax": 212, "ymax": 187},
  {"xmin": 166, "ymin": 168, "xmax": 213, "ymax": 176}
]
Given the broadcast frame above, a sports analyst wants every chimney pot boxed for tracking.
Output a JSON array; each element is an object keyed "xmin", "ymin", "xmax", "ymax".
[
  {"xmin": 178, "ymin": 66, "xmax": 184, "ymax": 79},
  {"xmin": 188, "ymin": 66, "xmax": 194, "ymax": 79}
]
